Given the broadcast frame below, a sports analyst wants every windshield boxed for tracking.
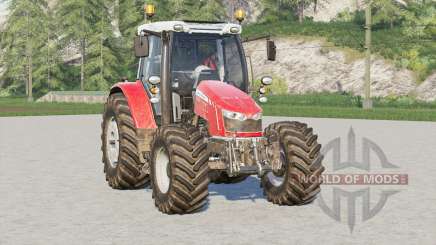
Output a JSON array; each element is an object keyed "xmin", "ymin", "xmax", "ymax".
[{"xmin": 171, "ymin": 33, "xmax": 247, "ymax": 95}]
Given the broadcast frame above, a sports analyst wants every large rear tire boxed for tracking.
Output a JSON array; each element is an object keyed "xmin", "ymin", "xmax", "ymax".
[
  {"xmin": 261, "ymin": 121, "xmax": 325, "ymax": 205},
  {"xmin": 150, "ymin": 125, "xmax": 209, "ymax": 214},
  {"xmin": 101, "ymin": 92, "xmax": 149, "ymax": 189}
]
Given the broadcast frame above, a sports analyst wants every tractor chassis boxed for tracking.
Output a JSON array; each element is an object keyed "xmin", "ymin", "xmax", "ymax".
[{"xmin": 208, "ymin": 136, "xmax": 282, "ymax": 177}]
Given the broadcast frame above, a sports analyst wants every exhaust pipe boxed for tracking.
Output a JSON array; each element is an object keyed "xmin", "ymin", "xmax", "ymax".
[{"xmin": 160, "ymin": 31, "xmax": 172, "ymax": 126}]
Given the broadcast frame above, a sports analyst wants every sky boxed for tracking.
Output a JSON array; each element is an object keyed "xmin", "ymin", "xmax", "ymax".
[
  {"xmin": 0, "ymin": 1, "xmax": 8, "ymax": 25},
  {"xmin": 0, "ymin": 1, "xmax": 7, "ymax": 14}
]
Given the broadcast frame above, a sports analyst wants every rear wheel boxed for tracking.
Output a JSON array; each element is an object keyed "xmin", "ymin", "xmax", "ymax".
[
  {"xmin": 101, "ymin": 92, "xmax": 149, "ymax": 189},
  {"xmin": 150, "ymin": 125, "xmax": 209, "ymax": 214},
  {"xmin": 261, "ymin": 121, "xmax": 325, "ymax": 205}
]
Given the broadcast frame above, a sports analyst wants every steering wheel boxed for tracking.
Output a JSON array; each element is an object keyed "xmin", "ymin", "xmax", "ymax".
[{"xmin": 192, "ymin": 65, "xmax": 218, "ymax": 89}]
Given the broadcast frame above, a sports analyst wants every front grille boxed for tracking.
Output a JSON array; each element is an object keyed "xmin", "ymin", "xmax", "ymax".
[{"xmin": 224, "ymin": 118, "xmax": 262, "ymax": 132}]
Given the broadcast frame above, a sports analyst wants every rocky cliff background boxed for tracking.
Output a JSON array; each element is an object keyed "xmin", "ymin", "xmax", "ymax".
[{"xmin": 244, "ymin": 37, "xmax": 436, "ymax": 101}]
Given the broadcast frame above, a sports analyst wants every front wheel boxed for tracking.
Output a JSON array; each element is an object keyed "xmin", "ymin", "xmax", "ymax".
[
  {"xmin": 261, "ymin": 121, "xmax": 325, "ymax": 205},
  {"xmin": 150, "ymin": 125, "xmax": 209, "ymax": 214},
  {"xmin": 101, "ymin": 92, "xmax": 149, "ymax": 189}
]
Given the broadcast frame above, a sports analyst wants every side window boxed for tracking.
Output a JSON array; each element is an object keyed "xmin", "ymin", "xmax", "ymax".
[{"xmin": 141, "ymin": 35, "xmax": 162, "ymax": 83}]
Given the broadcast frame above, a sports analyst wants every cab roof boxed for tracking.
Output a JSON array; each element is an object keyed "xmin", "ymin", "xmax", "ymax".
[{"xmin": 137, "ymin": 21, "xmax": 242, "ymax": 35}]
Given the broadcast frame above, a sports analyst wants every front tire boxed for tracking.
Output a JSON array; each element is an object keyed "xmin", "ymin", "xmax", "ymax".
[
  {"xmin": 101, "ymin": 92, "xmax": 149, "ymax": 189},
  {"xmin": 261, "ymin": 121, "xmax": 325, "ymax": 205},
  {"xmin": 150, "ymin": 125, "xmax": 209, "ymax": 214}
]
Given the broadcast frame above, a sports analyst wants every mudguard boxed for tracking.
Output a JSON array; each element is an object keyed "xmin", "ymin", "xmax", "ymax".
[{"xmin": 110, "ymin": 80, "xmax": 157, "ymax": 129}]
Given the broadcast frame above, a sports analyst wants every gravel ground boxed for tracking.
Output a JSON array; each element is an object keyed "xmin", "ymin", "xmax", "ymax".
[{"xmin": 1, "ymin": 115, "xmax": 435, "ymax": 245}]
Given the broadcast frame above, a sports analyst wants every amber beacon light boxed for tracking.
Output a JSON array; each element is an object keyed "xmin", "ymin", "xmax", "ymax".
[
  {"xmin": 234, "ymin": 8, "xmax": 246, "ymax": 24},
  {"xmin": 145, "ymin": 3, "xmax": 156, "ymax": 19}
]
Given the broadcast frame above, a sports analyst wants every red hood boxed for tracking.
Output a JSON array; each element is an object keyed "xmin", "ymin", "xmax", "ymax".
[{"xmin": 196, "ymin": 80, "xmax": 262, "ymax": 116}]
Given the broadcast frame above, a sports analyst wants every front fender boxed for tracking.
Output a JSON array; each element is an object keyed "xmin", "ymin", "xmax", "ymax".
[{"xmin": 110, "ymin": 80, "xmax": 157, "ymax": 129}]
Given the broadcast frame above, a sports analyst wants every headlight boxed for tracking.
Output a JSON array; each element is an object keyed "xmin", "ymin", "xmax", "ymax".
[
  {"xmin": 222, "ymin": 109, "xmax": 247, "ymax": 121},
  {"xmin": 222, "ymin": 110, "xmax": 262, "ymax": 121}
]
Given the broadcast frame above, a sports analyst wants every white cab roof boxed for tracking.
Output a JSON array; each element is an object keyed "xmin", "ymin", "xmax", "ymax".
[{"xmin": 137, "ymin": 21, "xmax": 242, "ymax": 35}]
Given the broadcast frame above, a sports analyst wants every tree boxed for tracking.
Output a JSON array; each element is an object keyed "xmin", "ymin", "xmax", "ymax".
[
  {"xmin": 402, "ymin": 0, "xmax": 436, "ymax": 38},
  {"xmin": 118, "ymin": 0, "xmax": 149, "ymax": 80},
  {"xmin": 56, "ymin": 0, "xmax": 88, "ymax": 90},
  {"xmin": 261, "ymin": 0, "xmax": 321, "ymax": 23},
  {"xmin": 372, "ymin": 0, "xmax": 405, "ymax": 28},
  {"xmin": 55, "ymin": 0, "xmax": 120, "ymax": 91},
  {"xmin": 0, "ymin": 0, "xmax": 49, "ymax": 98},
  {"xmin": 32, "ymin": 6, "xmax": 63, "ymax": 96},
  {"xmin": 188, "ymin": 0, "xmax": 227, "ymax": 21},
  {"xmin": 85, "ymin": 2, "xmax": 121, "ymax": 91},
  {"xmin": 169, "ymin": 0, "xmax": 188, "ymax": 19},
  {"xmin": 261, "ymin": 0, "xmax": 289, "ymax": 22},
  {"xmin": 147, "ymin": 0, "xmax": 226, "ymax": 21},
  {"xmin": 119, "ymin": 0, "xmax": 145, "ymax": 38}
]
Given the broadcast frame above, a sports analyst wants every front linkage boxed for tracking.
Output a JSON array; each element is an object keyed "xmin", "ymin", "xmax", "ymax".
[{"xmin": 208, "ymin": 131, "xmax": 282, "ymax": 178}]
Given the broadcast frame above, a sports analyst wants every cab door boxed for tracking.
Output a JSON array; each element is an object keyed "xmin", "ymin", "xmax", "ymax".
[{"xmin": 137, "ymin": 35, "xmax": 162, "ymax": 117}]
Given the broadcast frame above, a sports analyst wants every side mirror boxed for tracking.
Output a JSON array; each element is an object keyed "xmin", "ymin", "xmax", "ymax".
[
  {"xmin": 134, "ymin": 35, "xmax": 149, "ymax": 58},
  {"xmin": 267, "ymin": 39, "xmax": 276, "ymax": 61}
]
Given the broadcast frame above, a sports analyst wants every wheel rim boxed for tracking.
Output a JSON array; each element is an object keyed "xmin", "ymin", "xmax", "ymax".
[
  {"xmin": 155, "ymin": 147, "xmax": 170, "ymax": 193},
  {"xmin": 267, "ymin": 147, "xmax": 286, "ymax": 187},
  {"xmin": 106, "ymin": 116, "xmax": 120, "ymax": 168}
]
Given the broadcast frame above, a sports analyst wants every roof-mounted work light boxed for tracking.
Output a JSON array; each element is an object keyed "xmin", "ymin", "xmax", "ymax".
[
  {"xmin": 234, "ymin": 8, "xmax": 246, "ymax": 24},
  {"xmin": 145, "ymin": 3, "xmax": 156, "ymax": 20}
]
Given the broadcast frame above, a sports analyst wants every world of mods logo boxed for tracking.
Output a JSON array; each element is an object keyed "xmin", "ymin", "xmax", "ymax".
[{"xmin": 314, "ymin": 127, "xmax": 408, "ymax": 232}]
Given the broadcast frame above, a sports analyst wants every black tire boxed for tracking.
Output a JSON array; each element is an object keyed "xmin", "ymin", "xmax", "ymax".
[
  {"xmin": 101, "ymin": 92, "xmax": 149, "ymax": 189},
  {"xmin": 150, "ymin": 125, "xmax": 209, "ymax": 214},
  {"xmin": 261, "ymin": 121, "xmax": 325, "ymax": 205},
  {"xmin": 209, "ymin": 172, "xmax": 249, "ymax": 184}
]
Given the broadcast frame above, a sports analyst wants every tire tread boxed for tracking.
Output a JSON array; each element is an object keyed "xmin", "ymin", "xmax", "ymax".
[
  {"xmin": 262, "ymin": 121, "xmax": 325, "ymax": 205},
  {"xmin": 151, "ymin": 125, "xmax": 209, "ymax": 214},
  {"xmin": 101, "ymin": 92, "xmax": 150, "ymax": 189}
]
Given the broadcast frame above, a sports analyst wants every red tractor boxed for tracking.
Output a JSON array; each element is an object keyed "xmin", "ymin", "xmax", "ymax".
[{"xmin": 101, "ymin": 20, "xmax": 324, "ymax": 214}]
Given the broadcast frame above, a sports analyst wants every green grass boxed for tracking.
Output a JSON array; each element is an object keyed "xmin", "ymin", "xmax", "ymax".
[
  {"xmin": 261, "ymin": 93, "xmax": 436, "ymax": 121},
  {"xmin": 0, "ymin": 97, "xmax": 103, "ymax": 117},
  {"xmin": 262, "ymin": 104, "xmax": 436, "ymax": 121},
  {"xmin": 243, "ymin": 21, "xmax": 436, "ymax": 82},
  {"xmin": 1, "ymin": 94, "xmax": 436, "ymax": 121},
  {"xmin": 266, "ymin": 93, "xmax": 436, "ymax": 109}
]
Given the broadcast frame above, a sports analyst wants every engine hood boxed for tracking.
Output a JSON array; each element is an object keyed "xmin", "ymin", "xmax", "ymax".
[{"xmin": 195, "ymin": 80, "xmax": 262, "ymax": 116}]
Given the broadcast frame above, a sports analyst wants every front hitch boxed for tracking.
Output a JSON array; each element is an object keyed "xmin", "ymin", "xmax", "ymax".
[{"xmin": 207, "ymin": 136, "xmax": 281, "ymax": 177}]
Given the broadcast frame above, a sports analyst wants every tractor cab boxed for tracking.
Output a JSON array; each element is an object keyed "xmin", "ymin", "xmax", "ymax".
[{"xmin": 135, "ymin": 21, "xmax": 252, "ymax": 125}]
